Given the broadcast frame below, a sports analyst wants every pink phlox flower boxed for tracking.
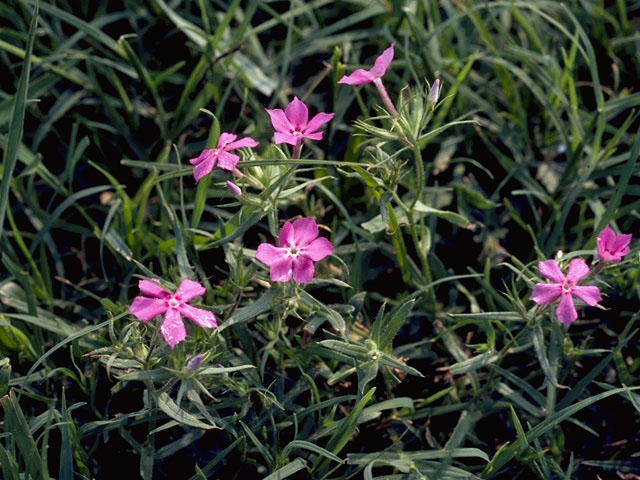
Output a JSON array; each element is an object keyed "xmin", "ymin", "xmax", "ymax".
[
  {"xmin": 189, "ymin": 132, "xmax": 258, "ymax": 182},
  {"xmin": 265, "ymin": 97, "xmax": 334, "ymax": 146},
  {"xmin": 597, "ymin": 225, "xmax": 631, "ymax": 263},
  {"xmin": 338, "ymin": 43, "xmax": 394, "ymax": 86},
  {"xmin": 529, "ymin": 258, "xmax": 602, "ymax": 326},
  {"xmin": 255, "ymin": 218, "xmax": 334, "ymax": 283},
  {"xmin": 129, "ymin": 279, "xmax": 217, "ymax": 348}
]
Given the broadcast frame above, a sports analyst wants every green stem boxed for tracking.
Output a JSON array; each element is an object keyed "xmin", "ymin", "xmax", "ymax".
[
  {"xmin": 410, "ymin": 142, "xmax": 425, "ymax": 210},
  {"xmin": 409, "ymin": 141, "xmax": 436, "ymax": 311},
  {"xmin": 545, "ymin": 322, "xmax": 562, "ymax": 416},
  {"xmin": 410, "ymin": 221, "xmax": 436, "ymax": 310},
  {"xmin": 392, "ymin": 185, "xmax": 436, "ymax": 311}
]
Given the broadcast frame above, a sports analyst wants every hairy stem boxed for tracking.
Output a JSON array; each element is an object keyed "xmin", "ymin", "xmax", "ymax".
[
  {"xmin": 292, "ymin": 142, "xmax": 303, "ymax": 159},
  {"xmin": 373, "ymin": 78, "xmax": 399, "ymax": 117}
]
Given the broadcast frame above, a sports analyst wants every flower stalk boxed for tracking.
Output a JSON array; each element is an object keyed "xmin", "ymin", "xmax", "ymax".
[{"xmin": 373, "ymin": 78, "xmax": 399, "ymax": 117}]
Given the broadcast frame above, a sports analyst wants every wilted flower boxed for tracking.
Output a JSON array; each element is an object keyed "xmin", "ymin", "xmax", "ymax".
[
  {"xmin": 530, "ymin": 259, "xmax": 602, "ymax": 326},
  {"xmin": 265, "ymin": 97, "xmax": 334, "ymax": 146},
  {"xmin": 597, "ymin": 225, "xmax": 631, "ymax": 263},
  {"xmin": 255, "ymin": 218, "xmax": 333, "ymax": 283},
  {"xmin": 129, "ymin": 279, "xmax": 217, "ymax": 348},
  {"xmin": 190, "ymin": 133, "xmax": 258, "ymax": 183}
]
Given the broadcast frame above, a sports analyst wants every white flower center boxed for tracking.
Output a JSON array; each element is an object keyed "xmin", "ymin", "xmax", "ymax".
[
  {"xmin": 168, "ymin": 298, "xmax": 180, "ymax": 308},
  {"xmin": 290, "ymin": 128, "xmax": 302, "ymax": 136},
  {"xmin": 562, "ymin": 283, "xmax": 572, "ymax": 293},
  {"xmin": 287, "ymin": 246, "xmax": 300, "ymax": 258}
]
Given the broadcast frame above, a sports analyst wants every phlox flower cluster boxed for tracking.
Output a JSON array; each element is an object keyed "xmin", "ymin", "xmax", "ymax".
[
  {"xmin": 530, "ymin": 225, "xmax": 632, "ymax": 326},
  {"xmin": 131, "ymin": 44, "xmax": 414, "ymax": 347}
]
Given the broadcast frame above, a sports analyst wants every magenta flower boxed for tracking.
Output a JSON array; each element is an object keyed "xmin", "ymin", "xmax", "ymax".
[
  {"xmin": 530, "ymin": 259, "xmax": 602, "ymax": 326},
  {"xmin": 129, "ymin": 279, "xmax": 217, "ymax": 348},
  {"xmin": 337, "ymin": 43, "xmax": 399, "ymax": 117},
  {"xmin": 597, "ymin": 225, "xmax": 631, "ymax": 263},
  {"xmin": 338, "ymin": 43, "xmax": 394, "ymax": 86},
  {"xmin": 189, "ymin": 132, "xmax": 258, "ymax": 182},
  {"xmin": 265, "ymin": 97, "xmax": 334, "ymax": 146},
  {"xmin": 255, "ymin": 218, "xmax": 334, "ymax": 283}
]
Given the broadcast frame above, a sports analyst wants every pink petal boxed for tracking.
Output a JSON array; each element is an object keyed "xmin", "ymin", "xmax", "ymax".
[
  {"xmin": 269, "ymin": 257, "xmax": 293, "ymax": 282},
  {"xmin": 265, "ymin": 108, "xmax": 292, "ymax": 134},
  {"xmin": 596, "ymin": 225, "xmax": 631, "ymax": 262},
  {"xmin": 278, "ymin": 222, "xmax": 295, "ymax": 248},
  {"xmin": 138, "ymin": 279, "xmax": 169, "ymax": 298},
  {"xmin": 598, "ymin": 251, "xmax": 619, "ymax": 263},
  {"xmin": 292, "ymin": 256, "xmax": 314, "ymax": 283},
  {"xmin": 612, "ymin": 232, "xmax": 632, "ymax": 252},
  {"xmin": 274, "ymin": 131, "xmax": 300, "ymax": 145},
  {"xmin": 179, "ymin": 304, "xmax": 217, "ymax": 329},
  {"xmin": 566, "ymin": 258, "xmax": 589, "ymax": 284},
  {"xmin": 300, "ymin": 237, "xmax": 333, "ymax": 261},
  {"xmin": 304, "ymin": 112, "xmax": 334, "ymax": 135},
  {"xmin": 285, "ymin": 97, "xmax": 308, "ymax": 128},
  {"xmin": 556, "ymin": 292, "xmax": 577, "ymax": 326},
  {"xmin": 193, "ymin": 155, "xmax": 216, "ymax": 182},
  {"xmin": 597, "ymin": 225, "xmax": 616, "ymax": 252},
  {"xmin": 217, "ymin": 132, "xmax": 237, "ymax": 148},
  {"xmin": 338, "ymin": 69, "xmax": 376, "ymax": 85},
  {"xmin": 174, "ymin": 279, "xmax": 205, "ymax": 303},
  {"xmin": 302, "ymin": 131, "xmax": 323, "ymax": 141},
  {"xmin": 130, "ymin": 297, "xmax": 168, "ymax": 321},
  {"xmin": 292, "ymin": 218, "xmax": 319, "ymax": 246},
  {"xmin": 189, "ymin": 149, "xmax": 213, "ymax": 166},
  {"xmin": 538, "ymin": 260, "xmax": 565, "ymax": 283},
  {"xmin": 571, "ymin": 285, "xmax": 602, "ymax": 307},
  {"xmin": 216, "ymin": 151, "xmax": 240, "ymax": 171},
  {"xmin": 160, "ymin": 308, "xmax": 187, "ymax": 348},
  {"xmin": 224, "ymin": 136, "xmax": 259, "ymax": 151},
  {"xmin": 255, "ymin": 243, "xmax": 287, "ymax": 266},
  {"xmin": 529, "ymin": 283, "xmax": 561, "ymax": 305},
  {"xmin": 369, "ymin": 43, "xmax": 394, "ymax": 78}
]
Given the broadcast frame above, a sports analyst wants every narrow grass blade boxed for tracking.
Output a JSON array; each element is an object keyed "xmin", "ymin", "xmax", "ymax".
[
  {"xmin": 0, "ymin": 1, "xmax": 38, "ymax": 240},
  {"xmin": 1, "ymin": 389, "xmax": 45, "ymax": 480},
  {"xmin": 263, "ymin": 458, "xmax": 307, "ymax": 480},
  {"xmin": 157, "ymin": 393, "xmax": 215, "ymax": 430}
]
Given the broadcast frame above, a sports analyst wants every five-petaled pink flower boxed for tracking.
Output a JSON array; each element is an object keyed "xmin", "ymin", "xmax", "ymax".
[
  {"xmin": 338, "ymin": 43, "xmax": 394, "ymax": 85},
  {"xmin": 255, "ymin": 218, "xmax": 333, "ymax": 283},
  {"xmin": 597, "ymin": 225, "xmax": 631, "ymax": 263},
  {"xmin": 530, "ymin": 259, "xmax": 602, "ymax": 326},
  {"xmin": 189, "ymin": 132, "xmax": 258, "ymax": 182},
  {"xmin": 129, "ymin": 279, "xmax": 217, "ymax": 348},
  {"xmin": 265, "ymin": 97, "xmax": 334, "ymax": 146}
]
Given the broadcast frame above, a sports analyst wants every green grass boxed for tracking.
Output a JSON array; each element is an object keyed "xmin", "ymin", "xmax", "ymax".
[{"xmin": 1, "ymin": 0, "xmax": 639, "ymax": 479}]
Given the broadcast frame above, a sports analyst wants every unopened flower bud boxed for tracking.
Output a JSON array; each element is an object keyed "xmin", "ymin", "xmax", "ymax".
[
  {"xmin": 428, "ymin": 79, "xmax": 440, "ymax": 104},
  {"xmin": 186, "ymin": 354, "xmax": 203, "ymax": 371},
  {"xmin": 226, "ymin": 181, "xmax": 242, "ymax": 198}
]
